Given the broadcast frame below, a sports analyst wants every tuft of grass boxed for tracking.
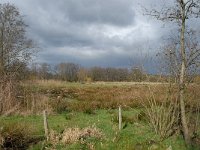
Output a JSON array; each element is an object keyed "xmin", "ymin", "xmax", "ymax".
[
  {"xmin": 84, "ymin": 108, "xmax": 96, "ymax": 115},
  {"xmin": 143, "ymin": 87, "xmax": 179, "ymax": 141}
]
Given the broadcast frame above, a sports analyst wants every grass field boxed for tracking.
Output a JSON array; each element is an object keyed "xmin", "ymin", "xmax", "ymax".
[
  {"xmin": 0, "ymin": 110, "xmax": 188, "ymax": 150},
  {"xmin": 0, "ymin": 80, "xmax": 200, "ymax": 149}
]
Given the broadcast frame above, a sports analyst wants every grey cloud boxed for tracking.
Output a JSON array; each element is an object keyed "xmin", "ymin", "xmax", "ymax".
[
  {"xmin": 2, "ymin": 0, "xmax": 197, "ymax": 73},
  {"xmin": 64, "ymin": 0, "xmax": 135, "ymax": 26},
  {"xmin": 21, "ymin": 0, "xmax": 137, "ymax": 49}
]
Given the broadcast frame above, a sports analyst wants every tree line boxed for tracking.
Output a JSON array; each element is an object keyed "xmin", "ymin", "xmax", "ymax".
[{"xmin": 27, "ymin": 62, "xmax": 162, "ymax": 82}]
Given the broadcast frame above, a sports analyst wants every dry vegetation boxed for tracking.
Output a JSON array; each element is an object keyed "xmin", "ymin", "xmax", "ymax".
[
  {"xmin": 0, "ymin": 122, "xmax": 42, "ymax": 149},
  {"xmin": 49, "ymin": 125, "xmax": 104, "ymax": 146},
  {"xmin": 0, "ymin": 80, "xmax": 200, "ymax": 149},
  {"xmin": 23, "ymin": 80, "xmax": 200, "ymax": 113},
  {"xmin": 0, "ymin": 80, "xmax": 18, "ymax": 114}
]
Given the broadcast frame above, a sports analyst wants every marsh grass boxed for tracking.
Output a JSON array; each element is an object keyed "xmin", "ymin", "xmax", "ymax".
[
  {"xmin": 142, "ymin": 85, "xmax": 180, "ymax": 140},
  {"xmin": 1, "ymin": 80, "xmax": 199, "ymax": 149},
  {"xmin": 18, "ymin": 80, "xmax": 200, "ymax": 115},
  {"xmin": 0, "ymin": 79, "xmax": 19, "ymax": 115}
]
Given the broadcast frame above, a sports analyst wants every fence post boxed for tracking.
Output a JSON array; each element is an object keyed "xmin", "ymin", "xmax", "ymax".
[
  {"xmin": 31, "ymin": 94, "xmax": 36, "ymax": 114},
  {"xmin": 119, "ymin": 106, "xmax": 122, "ymax": 130},
  {"xmin": 43, "ymin": 110, "xmax": 49, "ymax": 141}
]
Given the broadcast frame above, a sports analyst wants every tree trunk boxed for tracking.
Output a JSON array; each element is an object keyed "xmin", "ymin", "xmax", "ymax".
[
  {"xmin": 0, "ymin": 24, "xmax": 4, "ymax": 72},
  {"xmin": 179, "ymin": 3, "xmax": 190, "ymax": 145}
]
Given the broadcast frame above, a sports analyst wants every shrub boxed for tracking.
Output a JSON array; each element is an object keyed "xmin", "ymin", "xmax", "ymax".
[
  {"xmin": 144, "ymin": 93, "xmax": 179, "ymax": 140},
  {"xmin": 48, "ymin": 125, "xmax": 104, "ymax": 146},
  {"xmin": 49, "ymin": 98, "xmax": 69, "ymax": 113},
  {"xmin": 0, "ymin": 122, "xmax": 42, "ymax": 149},
  {"xmin": 61, "ymin": 126, "xmax": 103, "ymax": 144}
]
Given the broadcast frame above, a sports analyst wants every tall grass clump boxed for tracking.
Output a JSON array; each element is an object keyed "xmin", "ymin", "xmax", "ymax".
[
  {"xmin": 143, "ymin": 87, "xmax": 179, "ymax": 140},
  {"xmin": 186, "ymin": 95, "xmax": 200, "ymax": 143},
  {"xmin": 0, "ymin": 79, "xmax": 20, "ymax": 115}
]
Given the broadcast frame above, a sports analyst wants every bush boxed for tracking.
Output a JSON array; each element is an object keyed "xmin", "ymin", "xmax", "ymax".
[
  {"xmin": 143, "ymin": 91, "xmax": 179, "ymax": 140},
  {"xmin": 48, "ymin": 125, "xmax": 104, "ymax": 146},
  {"xmin": 0, "ymin": 122, "xmax": 42, "ymax": 149},
  {"xmin": 49, "ymin": 98, "xmax": 69, "ymax": 113}
]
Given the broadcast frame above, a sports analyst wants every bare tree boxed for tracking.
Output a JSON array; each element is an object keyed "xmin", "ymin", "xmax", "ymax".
[
  {"xmin": 158, "ymin": 29, "xmax": 200, "ymax": 83},
  {"xmin": 38, "ymin": 63, "xmax": 51, "ymax": 80},
  {"xmin": 89, "ymin": 67, "xmax": 106, "ymax": 81},
  {"xmin": 146, "ymin": 0, "xmax": 200, "ymax": 145},
  {"xmin": 0, "ymin": 3, "xmax": 35, "ymax": 114},
  {"xmin": 77, "ymin": 67, "xmax": 89, "ymax": 82},
  {"xmin": 129, "ymin": 66, "xmax": 146, "ymax": 82},
  {"xmin": 89, "ymin": 67, "xmax": 129, "ymax": 81},
  {"xmin": 0, "ymin": 3, "xmax": 34, "ymax": 78},
  {"xmin": 56, "ymin": 62, "xmax": 79, "ymax": 82}
]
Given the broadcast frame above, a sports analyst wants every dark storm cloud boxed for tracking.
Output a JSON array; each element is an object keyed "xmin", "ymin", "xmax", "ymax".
[
  {"xmin": 64, "ymin": 0, "xmax": 135, "ymax": 26},
  {"xmin": 7, "ymin": 0, "xmax": 136, "ymax": 48},
  {"xmin": 1, "ymin": 0, "xmax": 190, "ymax": 73},
  {"xmin": 35, "ymin": 0, "xmax": 136, "ymax": 47}
]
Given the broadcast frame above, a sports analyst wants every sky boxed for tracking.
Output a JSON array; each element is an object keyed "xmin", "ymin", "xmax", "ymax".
[{"xmin": 1, "ymin": 0, "xmax": 197, "ymax": 73}]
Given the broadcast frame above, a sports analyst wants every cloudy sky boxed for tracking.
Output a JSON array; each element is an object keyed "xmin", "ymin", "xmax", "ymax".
[{"xmin": 1, "ymin": 0, "xmax": 190, "ymax": 72}]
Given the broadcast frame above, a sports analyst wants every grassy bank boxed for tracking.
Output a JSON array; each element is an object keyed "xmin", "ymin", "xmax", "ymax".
[{"xmin": 0, "ymin": 109, "xmax": 188, "ymax": 150}]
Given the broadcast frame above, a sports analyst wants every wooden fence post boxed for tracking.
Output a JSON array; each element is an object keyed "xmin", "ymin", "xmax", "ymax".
[
  {"xmin": 31, "ymin": 94, "xmax": 36, "ymax": 114},
  {"xmin": 119, "ymin": 106, "xmax": 122, "ymax": 130},
  {"xmin": 43, "ymin": 110, "xmax": 49, "ymax": 141}
]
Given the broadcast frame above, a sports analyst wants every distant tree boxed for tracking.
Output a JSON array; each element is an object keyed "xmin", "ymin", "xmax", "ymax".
[
  {"xmin": 129, "ymin": 66, "xmax": 146, "ymax": 82},
  {"xmin": 105, "ymin": 68, "xmax": 129, "ymax": 81},
  {"xmin": 38, "ymin": 63, "xmax": 51, "ymax": 80},
  {"xmin": 77, "ymin": 68, "xmax": 88, "ymax": 82},
  {"xmin": 117, "ymin": 68, "xmax": 129, "ymax": 81},
  {"xmin": 29, "ymin": 63, "xmax": 39, "ymax": 80},
  {"xmin": 56, "ymin": 63, "xmax": 79, "ymax": 82},
  {"xmin": 105, "ymin": 68, "xmax": 116, "ymax": 81},
  {"xmin": 89, "ymin": 67, "xmax": 129, "ymax": 82},
  {"xmin": 90, "ymin": 67, "xmax": 106, "ymax": 81}
]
